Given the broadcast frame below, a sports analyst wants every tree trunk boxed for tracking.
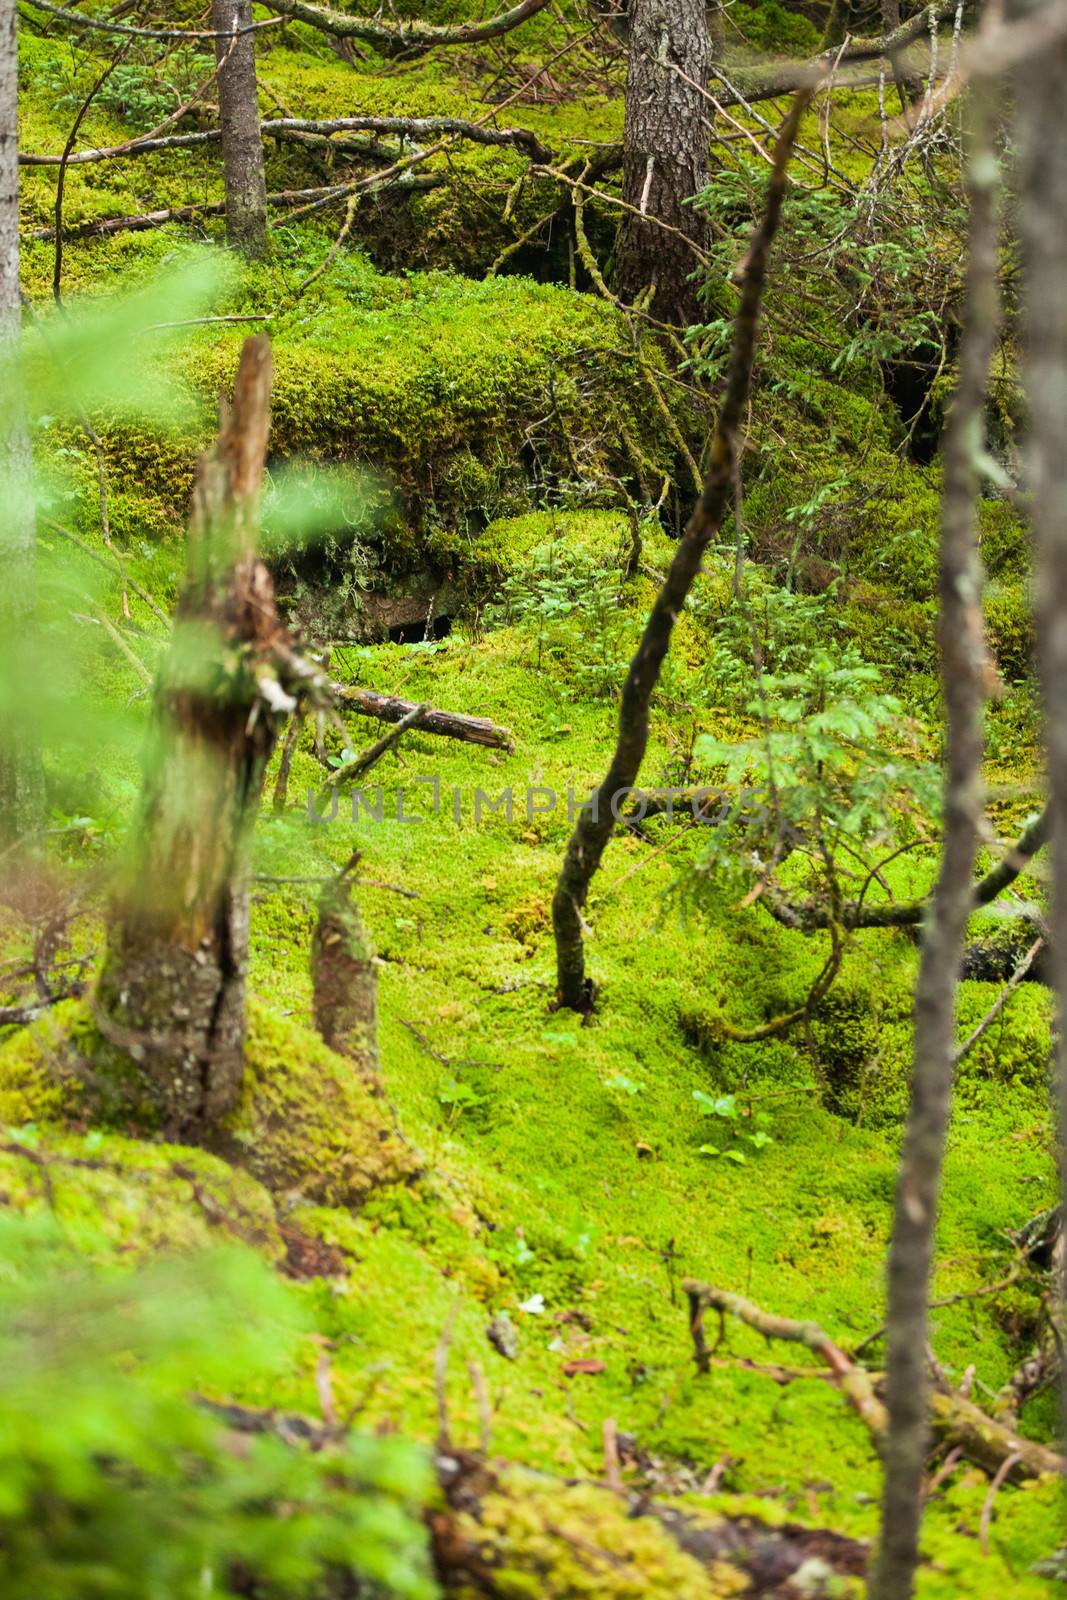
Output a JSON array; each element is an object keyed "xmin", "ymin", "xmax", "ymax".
[
  {"xmin": 614, "ymin": 0, "xmax": 711, "ymax": 328},
  {"xmin": 553, "ymin": 97, "xmax": 807, "ymax": 1011},
  {"xmin": 97, "ymin": 337, "xmax": 290, "ymax": 1137},
  {"xmin": 211, "ymin": 0, "xmax": 268, "ymax": 257},
  {"xmin": 1018, "ymin": 1, "xmax": 1067, "ymax": 1471},
  {"xmin": 0, "ymin": 0, "xmax": 43, "ymax": 846},
  {"xmin": 870, "ymin": 90, "xmax": 999, "ymax": 1600},
  {"xmin": 311, "ymin": 868, "xmax": 379, "ymax": 1079}
]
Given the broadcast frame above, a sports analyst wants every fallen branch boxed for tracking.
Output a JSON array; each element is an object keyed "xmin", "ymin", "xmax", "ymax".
[
  {"xmin": 928, "ymin": 1390, "xmax": 1061, "ymax": 1482},
  {"xmin": 19, "ymin": 0, "xmax": 281, "ymax": 39},
  {"xmin": 266, "ymin": 0, "xmax": 549, "ymax": 56},
  {"xmin": 336, "ymin": 685, "xmax": 514, "ymax": 752},
  {"xmin": 186, "ymin": 1396, "xmax": 870, "ymax": 1594},
  {"xmin": 25, "ymin": 172, "xmax": 444, "ymax": 243},
  {"xmin": 954, "ymin": 935, "xmax": 1045, "ymax": 1062},
  {"xmin": 761, "ymin": 803, "xmax": 1050, "ymax": 931},
  {"xmin": 319, "ymin": 702, "xmax": 429, "ymax": 802},
  {"xmin": 684, "ymin": 1279, "xmax": 887, "ymax": 1438},
  {"xmin": 682, "ymin": 1278, "xmax": 1064, "ymax": 1484},
  {"xmin": 21, "ymin": 115, "xmax": 551, "ymax": 167}
]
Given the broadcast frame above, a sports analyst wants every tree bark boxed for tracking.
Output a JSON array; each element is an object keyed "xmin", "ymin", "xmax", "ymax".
[
  {"xmin": 311, "ymin": 867, "xmax": 379, "ymax": 1079},
  {"xmin": 1018, "ymin": 0, "xmax": 1067, "ymax": 1473},
  {"xmin": 0, "ymin": 0, "xmax": 43, "ymax": 846},
  {"xmin": 870, "ymin": 88, "xmax": 999, "ymax": 1600},
  {"xmin": 552, "ymin": 96, "xmax": 807, "ymax": 1011},
  {"xmin": 211, "ymin": 0, "xmax": 267, "ymax": 257},
  {"xmin": 97, "ymin": 338, "xmax": 290, "ymax": 1137},
  {"xmin": 614, "ymin": 0, "xmax": 711, "ymax": 328}
]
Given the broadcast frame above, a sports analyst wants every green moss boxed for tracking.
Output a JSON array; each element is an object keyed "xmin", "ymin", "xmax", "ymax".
[
  {"xmin": 985, "ymin": 578, "xmax": 1035, "ymax": 683},
  {"xmin": 980, "ymin": 499, "xmax": 1030, "ymax": 579},
  {"xmin": 0, "ymin": 1126, "xmax": 283, "ymax": 1263},
  {"xmin": 0, "ymin": 995, "xmax": 418, "ymax": 1210},
  {"xmin": 455, "ymin": 1472, "xmax": 751, "ymax": 1599},
  {"xmin": 215, "ymin": 999, "xmax": 421, "ymax": 1207},
  {"xmin": 733, "ymin": 0, "xmax": 822, "ymax": 54},
  {"xmin": 0, "ymin": 998, "xmax": 99, "ymax": 1126}
]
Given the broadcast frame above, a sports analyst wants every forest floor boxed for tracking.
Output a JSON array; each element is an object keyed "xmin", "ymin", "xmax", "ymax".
[{"xmin": 2, "ymin": 5, "xmax": 1063, "ymax": 1595}]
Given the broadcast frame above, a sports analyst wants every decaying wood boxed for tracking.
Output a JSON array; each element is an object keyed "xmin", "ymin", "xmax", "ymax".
[
  {"xmin": 96, "ymin": 337, "xmax": 326, "ymax": 1136},
  {"xmin": 193, "ymin": 1395, "xmax": 870, "ymax": 1596},
  {"xmin": 336, "ymin": 685, "xmax": 514, "ymax": 752},
  {"xmin": 311, "ymin": 857, "xmax": 378, "ymax": 1078}
]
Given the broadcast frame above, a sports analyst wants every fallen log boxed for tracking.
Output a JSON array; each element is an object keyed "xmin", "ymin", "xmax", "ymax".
[
  {"xmin": 927, "ymin": 1390, "xmax": 1063, "ymax": 1483},
  {"xmin": 335, "ymin": 684, "xmax": 514, "ymax": 752}
]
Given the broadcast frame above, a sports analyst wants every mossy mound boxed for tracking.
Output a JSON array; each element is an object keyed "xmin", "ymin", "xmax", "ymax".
[
  {"xmin": 0, "ymin": 1127, "xmax": 283, "ymax": 1264},
  {"xmin": 445, "ymin": 1470, "xmax": 783, "ymax": 1598},
  {"xmin": 0, "ymin": 995, "xmax": 418, "ymax": 1210},
  {"xmin": 216, "ymin": 999, "xmax": 420, "ymax": 1206}
]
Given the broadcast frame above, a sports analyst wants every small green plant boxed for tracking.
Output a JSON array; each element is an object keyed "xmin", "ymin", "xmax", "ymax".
[
  {"xmin": 604, "ymin": 1072, "xmax": 643, "ymax": 1095},
  {"xmin": 437, "ymin": 1073, "xmax": 486, "ymax": 1127},
  {"xmin": 678, "ymin": 637, "xmax": 938, "ymax": 919},
  {"xmin": 693, "ymin": 1091, "xmax": 775, "ymax": 1164},
  {"xmin": 488, "ymin": 542, "xmax": 630, "ymax": 698},
  {"xmin": 38, "ymin": 49, "xmax": 207, "ymax": 133}
]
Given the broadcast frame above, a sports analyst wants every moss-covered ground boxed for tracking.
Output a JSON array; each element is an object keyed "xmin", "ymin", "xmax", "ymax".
[{"xmin": 3, "ymin": 2, "xmax": 1063, "ymax": 1593}]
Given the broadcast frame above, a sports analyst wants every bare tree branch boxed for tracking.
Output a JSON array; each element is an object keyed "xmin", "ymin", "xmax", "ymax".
[
  {"xmin": 20, "ymin": 115, "xmax": 552, "ymax": 167},
  {"xmin": 760, "ymin": 804, "xmax": 1049, "ymax": 932},
  {"xmin": 266, "ymin": 0, "xmax": 550, "ymax": 56},
  {"xmin": 18, "ymin": 0, "xmax": 281, "ymax": 40},
  {"xmin": 551, "ymin": 92, "xmax": 810, "ymax": 1012}
]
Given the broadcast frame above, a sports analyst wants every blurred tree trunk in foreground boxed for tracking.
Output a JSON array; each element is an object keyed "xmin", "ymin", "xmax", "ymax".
[
  {"xmin": 0, "ymin": 0, "xmax": 44, "ymax": 846},
  {"xmin": 97, "ymin": 337, "xmax": 292, "ymax": 1136}
]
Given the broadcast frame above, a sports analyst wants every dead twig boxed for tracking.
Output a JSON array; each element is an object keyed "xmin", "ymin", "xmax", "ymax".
[{"xmin": 979, "ymin": 1452, "xmax": 1022, "ymax": 1554}]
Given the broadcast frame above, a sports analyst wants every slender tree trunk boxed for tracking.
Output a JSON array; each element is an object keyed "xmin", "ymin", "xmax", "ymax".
[
  {"xmin": 870, "ymin": 90, "xmax": 999, "ymax": 1600},
  {"xmin": 211, "ymin": 0, "xmax": 268, "ymax": 257},
  {"xmin": 0, "ymin": 0, "xmax": 43, "ymax": 845},
  {"xmin": 97, "ymin": 337, "xmax": 290, "ymax": 1137},
  {"xmin": 1018, "ymin": 3, "xmax": 1067, "ymax": 1473},
  {"xmin": 553, "ymin": 96, "xmax": 808, "ymax": 1011},
  {"xmin": 614, "ymin": 0, "xmax": 711, "ymax": 328}
]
